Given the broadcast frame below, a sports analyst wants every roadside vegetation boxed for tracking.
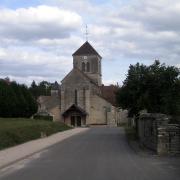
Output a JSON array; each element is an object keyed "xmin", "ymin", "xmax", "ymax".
[
  {"xmin": 116, "ymin": 60, "xmax": 180, "ymax": 140},
  {"xmin": 0, "ymin": 79, "xmax": 38, "ymax": 117},
  {"xmin": 116, "ymin": 60, "xmax": 180, "ymax": 118},
  {"xmin": 0, "ymin": 118, "xmax": 71, "ymax": 150},
  {"xmin": 124, "ymin": 126, "xmax": 137, "ymax": 141}
]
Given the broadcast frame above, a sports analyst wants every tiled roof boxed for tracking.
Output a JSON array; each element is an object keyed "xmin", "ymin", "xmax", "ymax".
[
  {"xmin": 100, "ymin": 85, "xmax": 119, "ymax": 106},
  {"xmin": 72, "ymin": 41, "xmax": 101, "ymax": 58}
]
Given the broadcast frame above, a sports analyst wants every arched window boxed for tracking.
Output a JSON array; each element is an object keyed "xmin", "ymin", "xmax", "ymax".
[
  {"xmin": 75, "ymin": 89, "xmax": 78, "ymax": 105},
  {"xmin": 87, "ymin": 62, "xmax": 90, "ymax": 72},
  {"xmin": 82, "ymin": 62, "xmax": 85, "ymax": 72}
]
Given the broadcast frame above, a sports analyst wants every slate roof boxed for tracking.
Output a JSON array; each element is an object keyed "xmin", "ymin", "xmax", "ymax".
[
  {"xmin": 72, "ymin": 41, "xmax": 102, "ymax": 58},
  {"xmin": 51, "ymin": 81, "xmax": 60, "ymax": 90}
]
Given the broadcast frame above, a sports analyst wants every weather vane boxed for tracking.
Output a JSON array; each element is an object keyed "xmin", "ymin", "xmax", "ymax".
[{"xmin": 85, "ymin": 25, "xmax": 89, "ymax": 41}]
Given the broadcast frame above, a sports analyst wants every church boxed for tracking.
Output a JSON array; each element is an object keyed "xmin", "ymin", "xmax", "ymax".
[{"xmin": 37, "ymin": 41, "xmax": 127, "ymax": 126}]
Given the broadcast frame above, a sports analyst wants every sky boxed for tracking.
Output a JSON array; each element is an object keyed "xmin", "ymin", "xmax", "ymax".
[{"xmin": 0, "ymin": 0, "xmax": 180, "ymax": 86}]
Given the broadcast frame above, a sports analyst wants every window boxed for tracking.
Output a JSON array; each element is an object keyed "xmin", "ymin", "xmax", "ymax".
[
  {"xmin": 87, "ymin": 62, "xmax": 90, "ymax": 72},
  {"xmin": 82, "ymin": 62, "xmax": 85, "ymax": 72},
  {"xmin": 75, "ymin": 89, "xmax": 78, "ymax": 105}
]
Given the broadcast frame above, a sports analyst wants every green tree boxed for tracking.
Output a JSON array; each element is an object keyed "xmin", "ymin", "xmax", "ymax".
[
  {"xmin": 29, "ymin": 80, "xmax": 51, "ymax": 99},
  {"xmin": 0, "ymin": 79, "xmax": 38, "ymax": 118},
  {"xmin": 116, "ymin": 60, "xmax": 180, "ymax": 117},
  {"xmin": 0, "ymin": 80, "xmax": 18, "ymax": 117}
]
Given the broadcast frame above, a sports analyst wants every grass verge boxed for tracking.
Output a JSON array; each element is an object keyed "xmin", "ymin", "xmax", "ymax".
[{"xmin": 0, "ymin": 118, "xmax": 71, "ymax": 150}]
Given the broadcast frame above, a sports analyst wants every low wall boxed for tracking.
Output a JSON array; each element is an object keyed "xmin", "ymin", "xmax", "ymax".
[{"xmin": 138, "ymin": 113, "xmax": 180, "ymax": 155}]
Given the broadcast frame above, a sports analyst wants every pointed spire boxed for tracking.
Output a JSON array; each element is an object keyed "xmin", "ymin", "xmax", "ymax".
[{"xmin": 85, "ymin": 25, "xmax": 89, "ymax": 41}]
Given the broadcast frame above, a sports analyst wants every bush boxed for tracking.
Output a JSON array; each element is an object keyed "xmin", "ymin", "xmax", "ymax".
[
  {"xmin": 125, "ymin": 126, "xmax": 138, "ymax": 141},
  {"xmin": 0, "ymin": 118, "xmax": 71, "ymax": 150},
  {"xmin": 33, "ymin": 115, "xmax": 53, "ymax": 121}
]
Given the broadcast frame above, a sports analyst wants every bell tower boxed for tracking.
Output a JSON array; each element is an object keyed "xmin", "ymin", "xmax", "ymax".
[{"xmin": 72, "ymin": 41, "xmax": 102, "ymax": 86}]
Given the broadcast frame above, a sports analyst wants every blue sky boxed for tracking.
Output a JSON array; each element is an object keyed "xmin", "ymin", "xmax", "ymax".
[
  {"xmin": 0, "ymin": 0, "xmax": 180, "ymax": 85},
  {"xmin": 0, "ymin": 0, "xmax": 41, "ymax": 8}
]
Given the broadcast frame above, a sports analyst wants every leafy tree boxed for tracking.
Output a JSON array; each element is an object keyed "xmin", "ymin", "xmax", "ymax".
[
  {"xmin": 29, "ymin": 80, "xmax": 51, "ymax": 99},
  {"xmin": 116, "ymin": 60, "xmax": 180, "ymax": 117}
]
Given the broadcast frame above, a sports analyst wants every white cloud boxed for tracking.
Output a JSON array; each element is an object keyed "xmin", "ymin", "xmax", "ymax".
[
  {"xmin": 0, "ymin": 0, "xmax": 180, "ymax": 85},
  {"xmin": 0, "ymin": 5, "xmax": 82, "ymax": 40}
]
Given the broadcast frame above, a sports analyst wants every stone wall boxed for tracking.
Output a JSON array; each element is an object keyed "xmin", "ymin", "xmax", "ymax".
[
  {"xmin": 158, "ymin": 124, "xmax": 180, "ymax": 155},
  {"xmin": 73, "ymin": 55, "xmax": 102, "ymax": 85},
  {"xmin": 89, "ymin": 94, "xmax": 111, "ymax": 124},
  {"xmin": 37, "ymin": 95, "xmax": 61, "ymax": 122},
  {"xmin": 138, "ymin": 113, "xmax": 180, "ymax": 155}
]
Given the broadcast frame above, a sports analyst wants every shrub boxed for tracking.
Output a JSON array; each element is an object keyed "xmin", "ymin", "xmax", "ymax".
[{"xmin": 33, "ymin": 115, "xmax": 53, "ymax": 121}]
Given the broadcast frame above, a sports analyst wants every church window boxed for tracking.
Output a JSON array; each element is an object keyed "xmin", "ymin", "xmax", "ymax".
[
  {"xmin": 87, "ymin": 62, "xmax": 90, "ymax": 72},
  {"xmin": 82, "ymin": 62, "xmax": 85, "ymax": 72},
  {"xmin": 75, "ymin": 90, "xmax": 78, "ymax": 105}
]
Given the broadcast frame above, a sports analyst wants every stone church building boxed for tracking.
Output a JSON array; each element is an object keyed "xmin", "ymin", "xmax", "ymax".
[{"xmin": 37, "ymin": 41, "xmax": 127, "ymax": 126}]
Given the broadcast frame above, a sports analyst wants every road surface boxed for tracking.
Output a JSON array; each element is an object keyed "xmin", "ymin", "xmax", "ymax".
[{"xmin": 0, "ymin": 127, "xmax": 179, "ymax": 180}]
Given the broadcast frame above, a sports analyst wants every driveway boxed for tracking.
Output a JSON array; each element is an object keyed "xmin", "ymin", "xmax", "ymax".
[{"xmin": 0, "ymin": 127, "xmax": 179, "ymax": 180}]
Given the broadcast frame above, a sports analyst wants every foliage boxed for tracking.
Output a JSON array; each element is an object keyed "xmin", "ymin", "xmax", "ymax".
[
  {"xmin": 116, "ymin": 60, "xmax": 180, "ymax": 117},
  {"xmin": 0, "ymin": 80, "xmax": 38, "ymax": 117},
  {"xmin": 125, "ymin": 126, "xmax": 137, "ymax": 141},
  {"xmin": 29, "ymin": 80, "xmax": 51, "ymax": 99},
  {"xmin": 0, "ymin": 118, "xmax": 71, "ymax": 150}
]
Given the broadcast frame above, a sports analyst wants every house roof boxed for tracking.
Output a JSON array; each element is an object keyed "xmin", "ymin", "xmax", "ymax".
[
  {"xmin": 72, "ymin": 41, "xmax": 102, "ymax": 58},
  {"xmin": 62, "ymin": 104, "xmax": 87, "ymax": 117},
  {"xmin": 51, "ymin": 81, "xmax": 60, "ymax": 90},
  {"xmin": 100, "ymin": 85, "xmax": 119, "ymax": 106}
]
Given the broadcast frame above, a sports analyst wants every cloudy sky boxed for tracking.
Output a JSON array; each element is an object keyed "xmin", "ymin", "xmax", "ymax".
[{"xmin": 0, "ymin": 0, "xmax": 180, "ymax": 86}]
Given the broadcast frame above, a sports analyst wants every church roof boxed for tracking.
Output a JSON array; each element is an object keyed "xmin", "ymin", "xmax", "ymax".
[
  {"xmin": 72, "ymin": 41, "xmax": 102, "ymax": 58},
  {"xmin": 61, "ymin": 67, "xmax": 98, "ymax": 86}
]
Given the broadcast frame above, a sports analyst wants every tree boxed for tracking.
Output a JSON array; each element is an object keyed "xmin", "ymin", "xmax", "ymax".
[
  {"xmin": 29, "ymin": 80, "xmax": 51, "ymax": 99},
  {"xmin": 116, "ymin": 60, "xmax": 180, "ymax": 117},
  {"xmin": 0, "ymin": 79, "xmax": 38, "ymax": 118},
  {"xmin": 0, "ymin": 80, "xmax": 18, "ymax": 117}
]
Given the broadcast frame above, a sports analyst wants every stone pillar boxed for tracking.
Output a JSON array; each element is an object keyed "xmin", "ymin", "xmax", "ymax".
[{"xmin": 157, "ymin": 127, "xmax": 169, "ymax": 155}]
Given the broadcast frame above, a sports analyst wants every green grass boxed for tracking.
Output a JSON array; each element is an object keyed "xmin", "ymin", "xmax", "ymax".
[{"xmin": 0, "ymin": 118, "xmax": 71, "ymax": 150}]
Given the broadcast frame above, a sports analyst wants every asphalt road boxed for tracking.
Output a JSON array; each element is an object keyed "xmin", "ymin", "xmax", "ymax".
[{"xmin": 0, "ymin": 127, "xmax": 179, "ymax": 180}]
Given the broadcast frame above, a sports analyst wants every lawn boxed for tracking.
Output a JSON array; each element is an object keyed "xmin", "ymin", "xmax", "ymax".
[{"xmin": 0, "ymin": 118, "xmax": 71, "ymax": 150}]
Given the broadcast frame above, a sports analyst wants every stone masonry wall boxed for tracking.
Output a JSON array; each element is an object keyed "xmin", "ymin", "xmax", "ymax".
[{"xmin": 138, "ymin": 113, "xmax": 180, "ymax": 155}]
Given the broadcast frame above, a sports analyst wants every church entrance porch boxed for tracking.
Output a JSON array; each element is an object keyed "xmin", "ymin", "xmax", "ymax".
[
  {"xmin": 62, "ymin": 104, "xmax": 87, "ymax": 127},
  {"xmin": 71, "ymin": 116, "xmax": 82, "ymax": 127}
]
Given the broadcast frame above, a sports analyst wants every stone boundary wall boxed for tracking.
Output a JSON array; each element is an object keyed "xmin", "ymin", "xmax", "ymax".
[
  {"xmin": 158, "ymin": 124, "xmax": 180, "ymax": 155},
  {"xmin": 138, "ymin": 113, "xmax": 180, "ymax": 155}
]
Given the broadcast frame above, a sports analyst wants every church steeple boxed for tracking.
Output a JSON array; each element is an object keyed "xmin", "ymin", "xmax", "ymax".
[{"xmin": 72, "ymin": 41, "xmax": 102, "ymax": 86}]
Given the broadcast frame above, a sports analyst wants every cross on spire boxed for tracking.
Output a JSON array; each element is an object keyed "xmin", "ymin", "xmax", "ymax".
[{"xmin": 85, "ymin": 25, "xmax": 89, "ymax": 41}]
